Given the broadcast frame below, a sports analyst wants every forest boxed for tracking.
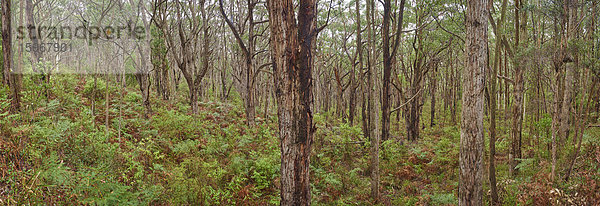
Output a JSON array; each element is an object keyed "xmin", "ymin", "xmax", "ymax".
[{"xmin": 1, "ymin": 0, "xmax": 599, "ymax": 205}]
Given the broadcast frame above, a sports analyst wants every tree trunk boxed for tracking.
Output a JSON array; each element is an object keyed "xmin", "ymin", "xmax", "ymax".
[
  {"xmin": 349, "ymin": 0, "xmax": 363, "ymax": 126},
  {"xmin": 459, "ymin": 0, "xmax": 488, "ymax": 205},
  {"xmin": 552, "ymin": 0, "xmax": 576, "ymax": 181},
  {"xmin": 430, "ymin": 67, "xmax": 437, "ymax": 127},
  {"xmin": 382, "ymin": 0, "xmax": 406, "ymax": 142},
  {"xmin": 509, "ymin": 0, "xmax": 527, "ymax": 176},
  {"xmin": 2, "ymin": 0, "xmax": 14, "ymax": 110},
  {"xmin": 267, "ymin": 0, "xmax": 316, "ymax": 204},
  {"xmin": 135, "ymin": 0, "xmax": 153, "ymax": 116},
  {"xmin": 487, "ymin": 0, "xmax": 508, "ymax": 203},
  {"xmin": 220, "ymin": 0, "xmax": 256, "ymax": 126},
  {"xmin": 136, "ymin": 46, "xmax": 152, "ymax": 117},
  {"xmin": 1, "ymin": 0, "xmax": 9, "ymax": 86},
  {"xmin": 364, "ymin": 0, "xmax": 380, "ymax": 201},
  {"xmin": 565, "ymin": 78, "xmax": 595, "ymax": 182}
]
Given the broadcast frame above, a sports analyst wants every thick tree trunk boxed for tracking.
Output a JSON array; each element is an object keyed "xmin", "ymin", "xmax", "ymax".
[
  {"xmin": 267, "ymin": 0, "xmax": 316, "ymax": 204},
  {"xmin": 25, "ymin": 0, "xmax": 41, "ymax": 72},
  {"xmin": 381, "ymin": 0, "xmax": 391, "ymax": 144},
  {"xmin": 3, "ymin": 0, "xmax": 20, "ymax": 112},
  {"xmin": 459, "ymin": 0, "xmax": 488, "ymax": 205}
]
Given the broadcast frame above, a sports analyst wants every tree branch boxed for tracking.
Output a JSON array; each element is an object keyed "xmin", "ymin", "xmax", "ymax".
[{"xmin": 219, "ymin": 0, "xmax": 249, "ymax": 56}]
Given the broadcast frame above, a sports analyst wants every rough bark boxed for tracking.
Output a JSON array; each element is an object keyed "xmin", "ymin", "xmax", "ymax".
[
  {"xmin": 459, "ymin": 0, "xmax": 488, "ymax": 205},
  {"xmin": 382, "ymin": 0, "xmax": 406, "ymax": 142},
  {"xmin": 267, "ymin": 0, "xmax": 316, "ymax": 204},
  {"xmin": 2, "ymin": 0, "xmax": 12, "ymax": 91},
  {"xmin": 1, "ymin": 0, "xmax": 9, "ymax": 86}
]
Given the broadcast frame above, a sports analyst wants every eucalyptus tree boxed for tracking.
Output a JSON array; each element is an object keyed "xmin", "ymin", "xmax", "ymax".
[
  {"xmin": 487, "ymin": 0, "xmax": 509, "ymax": 202},
  {"xmin": 381, "ymin": 0, "xmax": 406, "ymax": 143},
  {"xmin": 267, "ymin": 0, "xmax": 320, "ymax": 203},
  {"xmin": 396, "ymin": 1, "xmax": 450, "ymax": 142},
  {"xmin": 152, "ymin": 0, "xmax": 211, "ymax": 114},
  {"xmin": 150, "ymin": 25, "xmax": 170, "ymax": 100},
  {"xmin": 219, "ymin": 0, "xmax": 264, "ymax": 125},
  {"xmin": 1, "ymin": 0, "xmax": 9, "ymax": 86},
  {"xmin": 2, "ymin": 0, "xmax": 21, "ymax": 112},
  {"xmin": 551, "ymin": 0, "xmax": 579, "ymax": 181},
  {"xmin": 459, "ymin": 0, "xmax": 487, "ymax": 204}
]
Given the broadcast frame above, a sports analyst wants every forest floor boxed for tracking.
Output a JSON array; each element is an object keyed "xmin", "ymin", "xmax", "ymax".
[{"xmin": 1, "ymin": 75, "xmax": 599, "ymax": 205}]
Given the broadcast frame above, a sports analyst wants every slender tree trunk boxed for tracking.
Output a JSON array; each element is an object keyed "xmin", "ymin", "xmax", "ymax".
[
  {"xmin": 551, "ymin": 66, "xmax": 563, "ymax": 181},
  {"xmin": 350, "ymin": 0, "xmax": 363, "ymax": 126},
  {"xmin": 135, "ymin": 0, "xmax": 153, "ymax": 116},
  {"xmin": 552, "ymin": 0, "xmax": 576, "ymax": 181},
  {"xmin": 430, "ymin": 67, "xmax": 437, "ymax": 127},
  {"xmin": 382, "ymin": 0, "xmax": 406, "ymax": 141},
  {"xmin": 220, "ymin": 0, "xmax": 256, "ymax": 125},
  {"xmin": 559, "ymin": 0, "xmax": 577, "ymax": 145},
  {"xmin": 487, "ymin": 0, "xmax": 507, "ymax": 203},
  {"xmin": 459, "ymin": 0, "xmax": 488, "ymax": 204},
  {"xmin": 565, "ymin": 78, "xmax": 595, "ymax": 182},
  {"xmin": 509, "ymin": 0, "xmax": 527, "ymax": 176},
  {"xmin": 136, "ymin": 44, "xmax": 152, "ymax": 117},
  {"xmin": 12, "ymin": 0, "xmax": 23, "ymax": 112},
  {"xmin": 450, "ymin": 49, "xmax": 457, "ymax": 124},
  {"xmin": 2, "ymin": 0, "xmax": 12, "ymax": 87},
  {"xmin": 365, "ymin": 0, "xmax": 379, "ymax": 201}
]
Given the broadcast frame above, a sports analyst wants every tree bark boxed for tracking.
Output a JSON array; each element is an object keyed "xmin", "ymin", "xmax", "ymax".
[
  {"xmin": 349, "ymin": 0, "xmax": 361, "ymax": 126},
  {"xmin": 382, "ymin": 0, "xmax": 406, "ymax": 142},
  {"xmin": 267, "ymin": 0, "xmax": 316, "ymax": 204},
  {"xmin": 1, "ymin": 0, "xmax": 9, "ymax": 86},
  {"xmin": 487, "ymin": 0, "xmax": 508, "ymax": 203},
  {"xmin": 2, "ymin": 0, "xmax": 12, "ymax": 103},
  {"xmin": 459, "ymin": 0, "xmax": 488, "ymax": 205},
  {"xmin": 509, "ymin": 0, "xmax": 527, "ymax": 176},
  {"xmin": 365, "ymin": 0, "xmax": 379, "ymax": 201}
]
